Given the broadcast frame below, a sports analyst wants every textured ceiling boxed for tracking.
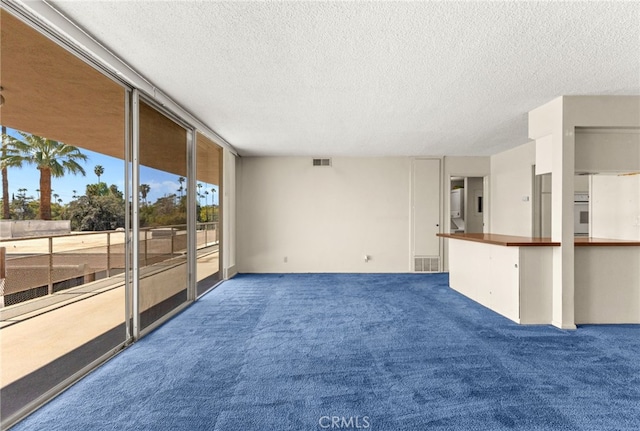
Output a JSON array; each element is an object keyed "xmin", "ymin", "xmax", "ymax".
[{"xmin": 47, "ymin": 1, "xmax": 640, "ymax": 157}]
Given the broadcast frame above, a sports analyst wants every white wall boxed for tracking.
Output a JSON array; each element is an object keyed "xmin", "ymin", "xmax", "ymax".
[
  {"xmin": 489, "ymin": 141, "xmax": 536, "ymax": 236},
  {"xmin": 575, "ymin": 129, "xmax": 640, "ymax": 174},
  {"xmin": 591, "ymin": 175, "xmax": 640, "ymax": 240},
  {"xmin": 443, "ymin": 157, "xmax": 490, "ymax": 191},
  {"xmin": 237, "ymin": 157, "xmax": 412, "ymax": 273},
  {"xmin": 574, "ymin": 175, "xmax": 589, "ymax": 192}
]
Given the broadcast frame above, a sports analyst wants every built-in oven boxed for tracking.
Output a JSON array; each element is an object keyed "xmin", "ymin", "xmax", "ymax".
[{"xmin": 574, "ymin": 192, "xmax": 589, "ymax": 236}]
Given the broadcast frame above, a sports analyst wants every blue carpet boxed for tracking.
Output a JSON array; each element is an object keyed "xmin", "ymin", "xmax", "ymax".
[{"xmin": 12, "ymin": 273, "xmax": 640, "ymax": 430}]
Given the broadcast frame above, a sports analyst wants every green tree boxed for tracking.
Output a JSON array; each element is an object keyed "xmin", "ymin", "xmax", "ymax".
[
  {"xmin": 94, "ymin": 164, "xmax": 104, "ymax": 183},
  {"xmin": 149, "ymin": 194, "xmax": 185, "ymax": 226},
  {"xmin": 1, "ymin": 132, "xmax": 87, "ymax": 220},
  {"xmin": 109, "ymin": 184, "xmax": 123, "ymax": 199},
  {"xmin": 86, "ymin": 182, "xmax": 109, "ymax": 197},
  {"xmin": 86, "ymin": 182, "xmax": 123, "ymax": 199},
  {"xmin": 211, "ymin": 188, "xmax": 217, "ymax": 221},
  {"xmin": 68, "ymin": 194, "xmax": 125, "ymax": 231},
  {"xmin": 51, "ymin": 201, "xmax": 65, "ymax": 220}
]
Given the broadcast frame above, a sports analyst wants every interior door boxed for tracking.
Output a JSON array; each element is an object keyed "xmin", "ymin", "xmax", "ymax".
[{"xmin": 412, "ymin": 158, "xmax": 441, "ymax": 271}]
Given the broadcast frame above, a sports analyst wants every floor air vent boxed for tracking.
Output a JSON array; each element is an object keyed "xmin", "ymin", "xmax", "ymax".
[
  {"xmin": 312, "ymin": 158, "xmax": 331, "ymax": 166},
  {"xmin": 414, "ymin": 256, "xmax": 440, "ymax": 272}
]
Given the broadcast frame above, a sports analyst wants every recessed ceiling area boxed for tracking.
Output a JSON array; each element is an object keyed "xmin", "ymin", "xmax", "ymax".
[{"xmin": 44, "ymin": 1, "xmax": 640, "ymax": 157}]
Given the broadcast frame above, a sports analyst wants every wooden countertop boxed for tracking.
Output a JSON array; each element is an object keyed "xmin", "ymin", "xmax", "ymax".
[
  {"xmin": 436, "ymin": 233, "xmax": 560, "ymax": 247},
  {"xmin": 574, "ymin": 237, "xmax": 640, "ymax": 246},
  {"xmin": 437, "ymin": 233, "xmax": 640, "ymax": 247}
]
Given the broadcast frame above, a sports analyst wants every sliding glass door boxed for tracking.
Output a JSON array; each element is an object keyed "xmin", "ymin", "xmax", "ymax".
[
  {"xmin": 137, "ymin": 100, "xmax": 190, "ymax": 331},
  {"xmin": 0, "ymin": 5, "xmax": 226, "ymax": 428},
  {"xmin": 0, "ymin": 10, "xmax": 127, "ymax": 425},
  {"xmin": 196, "ymin": 133, "xmax": 223, "ymax": 296}
]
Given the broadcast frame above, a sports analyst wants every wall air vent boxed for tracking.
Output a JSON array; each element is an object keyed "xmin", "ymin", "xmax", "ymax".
[
  {"xmin": 312, "ymin": 158, "xmax": 332, "ymax": 167},
  {"xmin": 414, "ymin": 256, "xmax": 440, "ymax": 272}
]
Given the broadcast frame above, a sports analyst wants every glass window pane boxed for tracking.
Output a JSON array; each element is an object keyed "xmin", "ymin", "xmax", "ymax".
[
  {"xmin": 196, "ymin": 133, "xmax": 222, "ymax": 296},
  {"xmin": 0, "ymin": 10, "xmax": 127, "ymax": 425},
  {"xmin": 138, "ymin": 101, "xmax": 188, "ymax": 329}
]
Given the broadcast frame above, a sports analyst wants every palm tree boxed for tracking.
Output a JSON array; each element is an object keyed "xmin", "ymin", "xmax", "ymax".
[
  {"xmin": 1, "ymin": 126, "xmax": 9, "ymax": 219},
  {"xmin": 211, "ymin": 188, "xmax": 217, "ymax": 221},
  {"xmin": 204, "ymin": 190, "xmax": 210, "ymax": 221},
  {"xmin": 177, "ymin": 176, "xmax": 185, "ymax": 199},
  {"xmin": 2, "ymin": 132, "xmax": 87, "ymax": 220},
  {"xmin": 94, "ymin": 165, "xmax": 104, "ymax": 183},
  {"xmin": 140, "ymin": 183, "xmax": 151, "ymax": 206}
]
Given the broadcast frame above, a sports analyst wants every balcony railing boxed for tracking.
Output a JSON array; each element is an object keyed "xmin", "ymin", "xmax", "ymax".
[{"xmin": 0, "ymin": 222, "xmax": 218, "ymax": 307}]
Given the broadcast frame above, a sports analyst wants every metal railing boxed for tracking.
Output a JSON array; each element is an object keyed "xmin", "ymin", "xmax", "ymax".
[{"xmin": 0, "ymin": 222, "xmax": 218, "ymax": 307}]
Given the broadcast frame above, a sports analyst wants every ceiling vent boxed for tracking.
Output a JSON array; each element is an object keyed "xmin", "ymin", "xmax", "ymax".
[{"xmin": 312, "ymin": 158, "xmax": 331, "ymax": 167}]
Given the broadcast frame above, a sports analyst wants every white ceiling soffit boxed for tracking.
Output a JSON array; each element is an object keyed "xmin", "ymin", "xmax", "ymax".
[{"xmin": 46, "ymin": 1, "xmax": 640, "ymax": 157}]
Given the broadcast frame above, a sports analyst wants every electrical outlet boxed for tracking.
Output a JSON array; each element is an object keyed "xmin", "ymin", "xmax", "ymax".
[{"xmin": 284, "ymin": 256, "xmax": 288, "ymax": 263}]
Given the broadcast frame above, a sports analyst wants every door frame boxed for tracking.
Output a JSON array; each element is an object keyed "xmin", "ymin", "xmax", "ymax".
[{"xmin": 410, "ymin": 157, "xmax": 443, "ymax": 272}]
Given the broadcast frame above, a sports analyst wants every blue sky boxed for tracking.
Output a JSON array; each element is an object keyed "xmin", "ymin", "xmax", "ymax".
[{"xmin": 3, "ymin": 127, "xmax": 219, "ymax": 205}]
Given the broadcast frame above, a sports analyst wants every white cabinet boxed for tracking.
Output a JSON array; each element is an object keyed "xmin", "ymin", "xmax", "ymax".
[{"xmin": 448, "ymin": 239, "xmax": 552, "ymax": 324}]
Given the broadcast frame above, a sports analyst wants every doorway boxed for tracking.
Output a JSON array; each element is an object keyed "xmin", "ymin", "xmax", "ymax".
[{"xmin": 449, "ymin": 176, "xmax": 485, "ymax": 234}]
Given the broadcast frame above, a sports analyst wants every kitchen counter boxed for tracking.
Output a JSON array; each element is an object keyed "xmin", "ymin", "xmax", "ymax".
[
  {"xmin": 440, "ymin": 232, "xmax": 640, "ymax": 325},
  {"xmin": 437, "ymin": 233, "xmax": 559, "ymax": 247},
  {"xmin": 574, "ymin": 237, "xmax": 640, "ymax": 246},
  {"xmin": 440, "ymin": 233, "xmax": 555, "ymax": 324},
  {"xmin": 438, "ymin": 233, "xmax": 640, "ymax": 247}
]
